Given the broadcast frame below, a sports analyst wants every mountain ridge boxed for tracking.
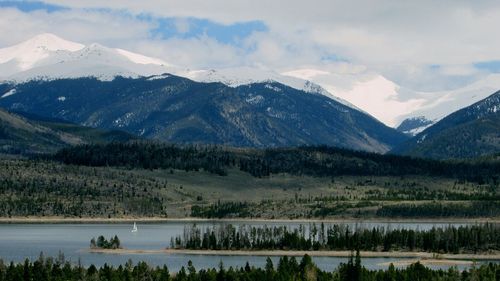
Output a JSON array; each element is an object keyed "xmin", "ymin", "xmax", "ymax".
[
  {"xmin": 391, "ymin": 90, "xmax": 500, "ymax": 159},
  {"xmin": 0, "ymin": 33, "xmax": 356, "ymax": 111},
  {"xmin": 0, "ymin": 75, "xmax": 408, "ymax": 152}
]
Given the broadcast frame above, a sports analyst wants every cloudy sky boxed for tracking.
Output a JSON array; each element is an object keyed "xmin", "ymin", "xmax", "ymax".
[{"xmin": 1, "ymin": 0, "xmax": 499, "ymax": 126}]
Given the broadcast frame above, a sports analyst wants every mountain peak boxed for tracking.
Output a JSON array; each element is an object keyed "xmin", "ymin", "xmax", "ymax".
[
  {"xmin": 396, "ymin": 116, "xmax": 435, "ymax": 136},
  {"xmin": 17, "ymin": 33, "xmax": 84, "ymax": 52},
  {"xmin": 0, "ymin": 33, "xmax": 84, "ymax": 71},
  {"xmin": 0, "ymin": 34, "xmax": 174, "ymax": 81}
]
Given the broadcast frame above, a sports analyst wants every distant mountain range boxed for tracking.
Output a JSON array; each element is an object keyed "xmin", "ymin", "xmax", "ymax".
[
  {"xmin": 391, "ymin": 91, "xmax": 500, "ymax": 159},
  {"xmin": 0, "ymin": 109, "xmax": 136, "ymax": 154},
  {"xmin": 0, "ymin": 76, "xmax": 407, "ymax": 152},
  {"xmin": 0, "ymin": 34, "xmax": 499, "ymax": 158},
  {"xmin": 0, "ymin": 33, "xmax": 353, "ymax": 108}
]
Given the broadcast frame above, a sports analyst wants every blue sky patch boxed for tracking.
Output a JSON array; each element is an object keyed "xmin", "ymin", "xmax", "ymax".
[
  {"xmin": 475, "ymin": 61, "xmax": 500, "ymax": 73},
  {"xmin": 321, "ymin": 54, "xmax": 349, "ymax": 63},
  {"xmin": 145, "ymin": 16, "xmax": 268, "ymax": 45},
  {"xmin": 0, "ymin": 1, "xmax": 68, "ymax": 13}
]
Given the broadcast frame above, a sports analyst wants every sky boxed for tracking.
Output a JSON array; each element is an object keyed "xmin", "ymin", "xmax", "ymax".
[{"xmin": 0, "ymin": 0, "xmax": 499, "ymax": 126}]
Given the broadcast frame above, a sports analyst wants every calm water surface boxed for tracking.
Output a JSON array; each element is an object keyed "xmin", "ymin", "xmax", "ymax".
[{"xmin": 0, "ymin": 221, "xmax": 496, "ymax": 272}]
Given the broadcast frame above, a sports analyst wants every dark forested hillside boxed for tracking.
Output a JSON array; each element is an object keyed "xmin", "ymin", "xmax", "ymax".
[
  {"xmin": 0, "ymin": 75, "xmax": 407, "ymax": 152},
  {"xmin": 53, "ymin": 142, "xmax": 500, "ymax": 182}
]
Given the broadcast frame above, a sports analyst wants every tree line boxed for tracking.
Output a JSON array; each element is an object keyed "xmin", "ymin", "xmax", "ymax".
[
  {"xmin": 52, "ymin": 142, "xmax": 500, "ymax": 183},
  {"xmin": 190, "ymin": 202, "xmax": 251, "ymax": 218},
  {"xmin": 376, "ymin": 201, "xmax": 500, "ymax": 218},
  {"xmin": 1, "ymin": 253, "xmax": 499, "ymax": 281},
  {"xmin": 171, "ymin": 223, "xmax": 500, "ymax": 253},
  {"xmin": 90, "ymin": 235, "xmax": 121, "ymax": 249}
]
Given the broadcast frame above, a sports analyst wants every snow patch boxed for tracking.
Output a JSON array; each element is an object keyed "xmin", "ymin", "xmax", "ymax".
[
  {"xmin": 405, "ymin": 123, "xmax": 433, "ymax": 136},
  {"xmin": 266, "ymin": 107, "xmax": 286, "ymax": 119},
  {"xmin": 113, "ymin": 112, "xmax": 135, "ymax": 128},
  {"xmin": 147, "ymin": 74, "xmax": 170, "ymax": 81},
  {"xmin": 264, "ymin": 84, "xmax": 282, "ymax": 92},
  {"xmin": 115, "ymin": 49, "xmax": 168, "ymax": 65},
  {"xmin": 326, "ymin": 101, "xmax": 349, "ymax": 113},
  {"xmin": 245, "ymin": 95, "xmax": 264, "ymax": 105},
  {"xmin": 1, "ymin": 89, "xmax": 16, "ymax": 98},
  {"xmin": 417, "ymin": 134, "xmax": 427, "ymax": 144}
]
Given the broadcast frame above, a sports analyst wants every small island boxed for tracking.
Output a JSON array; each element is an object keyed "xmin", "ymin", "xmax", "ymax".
[{"xmin": 90, "ymin": 235, "xmax": 122, "ymax": 250}]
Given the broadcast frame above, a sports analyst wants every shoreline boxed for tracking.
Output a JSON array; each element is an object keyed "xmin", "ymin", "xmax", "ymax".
[
  {"xmin": 86, "ymin": 248, "xmax": 500, "ymax": 260},
  {"xmin": 1, "ymin": 216, "xmax": 500, "ymax": 224},
  {"xmin": 377, "ymin": 259, "xmax": 474, "ymax": 267}
]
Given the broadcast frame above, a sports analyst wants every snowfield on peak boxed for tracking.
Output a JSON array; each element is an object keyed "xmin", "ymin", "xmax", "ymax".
[
  {"xmin": 0, "ymin": 34, "xmax": 357, "ymax": 112},
  {"xmin": 115, "ymin": 48, "xmax": 168, "ymax": 66},
  {"xmin": 0, "ymin": 33, "xmax": 173, "ymax": 82},
  {"xmin": 0, "ymin": 33, "xmax": 84, "ymax": 71}
]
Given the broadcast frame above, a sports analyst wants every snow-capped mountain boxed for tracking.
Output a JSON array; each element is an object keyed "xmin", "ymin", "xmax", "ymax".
[
  {"xmin": 0, "ymin": 33, "xmax": 172, "ymax": 82},
  {"xmin": 159, "ymin": 66, "xmax": 360, "ymax": 110},
  {"xmin": 0, "ymin": 34, "xmax": 356, "ymax": 107},
  {"xmin": 396, "ymin": 116, "xmax": 435, "ymax": 136},
  {"xmin": 0, "ymin": 34, "xmax": 365, "ymax": 115},
  {"xmin": 0, "ymin": 33, "xmax": 84, "ymax": 73},
  {"xmin": 0, "ymin": 34, "xmax": 412, "ymax": 152}
]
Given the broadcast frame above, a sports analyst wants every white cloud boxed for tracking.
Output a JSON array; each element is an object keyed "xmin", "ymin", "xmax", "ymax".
[
  {"xmin": 332, "ymin": 76, "xmax": 426, "ymax": 126},
  {"xmin": 39, "ymin": 0, "xmax": 500, "ymax": 66},
  {"xmin": 144, "ymin": 36, "xmax": 244, "ymax": 69},
  {"xmin": 0, "ymin": 7, "xmax": 153, "ymax": 47},
  {"xmin": 437, "ymin": 65, "xmax": 480, "ymax": 76}
]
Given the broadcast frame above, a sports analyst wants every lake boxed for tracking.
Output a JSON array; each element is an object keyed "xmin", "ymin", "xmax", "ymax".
[{"xmin": 0, "ymin": 221, "xmax": 497, "ymax": 272}]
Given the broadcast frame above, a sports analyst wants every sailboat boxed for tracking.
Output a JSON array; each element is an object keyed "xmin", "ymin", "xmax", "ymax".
[{"xmin": 131, "ymin": 222, "xmax": 138, "ymax": 233}]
